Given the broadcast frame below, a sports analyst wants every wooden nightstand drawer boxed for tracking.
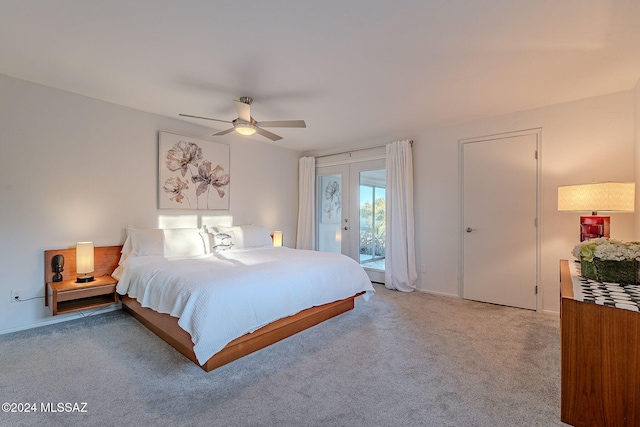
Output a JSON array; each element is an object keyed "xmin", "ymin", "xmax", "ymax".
[
  {"xmin": 46, "ymin": 275, "xmax": 119, "ymax": 316},
  {"xmin": 56, "ymin": 283, "xmax": 117, "ymax": 302}
]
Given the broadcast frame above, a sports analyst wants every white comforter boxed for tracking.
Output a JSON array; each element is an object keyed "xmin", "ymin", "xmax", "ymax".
[{"xmin": 116, "ymin": 247, "xmax": 375, "ymax": 364}]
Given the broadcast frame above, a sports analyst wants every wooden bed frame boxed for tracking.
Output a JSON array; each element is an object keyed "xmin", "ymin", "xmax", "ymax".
[
  {"xmin": 122, "ymin": 293, "xmax": 361, "ymax": 372},
  {"xmin": 45, "ymin": 245, "xmax": 363, "ymax": 372}
]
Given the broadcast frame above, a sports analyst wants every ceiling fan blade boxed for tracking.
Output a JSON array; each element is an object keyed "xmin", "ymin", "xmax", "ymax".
[
  {"xmin": 257, "ymin": 120, "xmax": 306, "ymax": 128},
  {"xmin": 234, "ymin": 100, "xmax": 251, "ymax": 122},
  {"xmin": 213, "ymin": 128, "xmax": 235, "ymax": 136},
  {"xmin": 179, "ymin": 114, "xmax": 232, "ymax": 124},
  {"xmin": 255, "ymin": 127, "xmax": 283, "ymax": 141}
]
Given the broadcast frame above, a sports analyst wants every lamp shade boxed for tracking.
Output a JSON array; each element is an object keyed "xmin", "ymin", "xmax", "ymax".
[
  {"xmin": 273, "ymin": 231, "xmax": 283, "ymax": 247},
  {"xmin": 76, "ymin": 242, "xmax": 95, "ymax": 282},
  {"xmin": 558, "ymin": 182, "xmax": 635, "ymax": 213}
]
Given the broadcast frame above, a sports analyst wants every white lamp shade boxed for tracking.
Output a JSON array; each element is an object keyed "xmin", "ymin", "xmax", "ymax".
[
  {"xmin": 76, "ymin": 242, "xmax": 94, "ymax": 274},
  {"xmin": 273, "ymin": 231, "xmax": 283, "ymax": 247},
  {"xmin": 558, "ymin": 182, "xmax": 635, "ymax": 212}
]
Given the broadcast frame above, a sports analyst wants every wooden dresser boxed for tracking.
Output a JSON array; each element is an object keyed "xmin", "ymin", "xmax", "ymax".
[{"xmin": 560, "ymin": 260, "xmax": 640, "ymax": 427}]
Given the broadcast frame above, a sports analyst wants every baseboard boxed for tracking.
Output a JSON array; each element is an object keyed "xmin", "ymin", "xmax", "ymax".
[
  {"xmin": 414, "ymin": 288, "xmax": 560, "ymax": 316},
  {"xmin": 414, "ymin": 288, "xmax": 460, "ymax": 298},
  {"xmin": 542, "ymin": 308, "xmax": 559, "ymax": 317},
  {"xmin": 0, "ymin": 303, "xmax": 121, "ymax": 335}
]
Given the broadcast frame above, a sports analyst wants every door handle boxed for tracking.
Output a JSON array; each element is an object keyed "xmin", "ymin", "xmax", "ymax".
[
  {"xmin": 466, "ymin": 227, "xmax": 474, "ymax": 233},
  {"xmin": 344, "ymin": 226, "xmax": 349, "ymax": 231}
]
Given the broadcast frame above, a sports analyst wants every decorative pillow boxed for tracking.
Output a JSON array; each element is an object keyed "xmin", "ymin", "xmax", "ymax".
[
  {"xmin": 213, "ymin": 230, "xmax": 235, "ymax": 252},
  {"xmin": 201, "ymin": 226, "xmax": 235, "ymax": 252}
]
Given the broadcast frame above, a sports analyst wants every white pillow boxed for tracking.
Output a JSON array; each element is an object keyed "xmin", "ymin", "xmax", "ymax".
[
  {"xmin": 113, "ymin": 225, "xmax": 156, "ymax": 279},
  {"xmin": 121, "ymin": 225, "xmax": 135, "ymax": 258},
  {"xmin": 122, "ymin": 227, "xmax": 205, "ymax": 257},
  {"xmin": 218, "ymin": 225, "xmax": 272, "ymax": 249},
  {"xmin": 163, "ymin": 228, "xmax": 206, "ymax": 257},
  {"xmin": 117, "ymin": 225, "xmax": 137, "ymax": 265},
  {"xmin": 130, "ymin": 228, "xmax": 165, "ymax": 256},
  {"xmin": 240, "ymin": 225, "xmax": 273, "ymax": 248},
  {"xmin": 199, "ymin": 226, "xmax": 214, "ymax": 254}
]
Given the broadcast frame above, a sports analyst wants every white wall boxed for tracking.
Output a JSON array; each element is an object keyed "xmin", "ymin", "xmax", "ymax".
[
  {"xmin": 0, "ymin": 74, "xmax": 300, "ymax": 333},
  {"xmin": 2, "ymin": 73, "xmax": 636, "ymax": 334},
  {"xmin": 412, "ymin": 91, "xmax": 636, "ymax": 313}
]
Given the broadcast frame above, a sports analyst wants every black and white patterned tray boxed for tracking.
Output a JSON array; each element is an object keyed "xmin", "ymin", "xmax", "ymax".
[{"xmin": 570, "ymin": 261, "xmax": 640, "ymax": 312}]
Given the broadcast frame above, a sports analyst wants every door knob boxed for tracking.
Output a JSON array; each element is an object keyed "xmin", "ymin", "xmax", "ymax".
[
  {"xmin": 466, "ymin": 227, "xmax": 473, "ymax": 233},
  {"xmin": 344, "ymin": 226, "xmax": 349, "ymax": 231}
]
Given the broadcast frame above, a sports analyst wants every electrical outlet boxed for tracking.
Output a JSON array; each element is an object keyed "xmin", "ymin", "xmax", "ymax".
[{"xmin": 11, "ymin": 289, "xmax": 21, "ymax": 303}]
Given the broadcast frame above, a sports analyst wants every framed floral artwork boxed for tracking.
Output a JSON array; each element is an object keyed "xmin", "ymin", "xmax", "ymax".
[{"xmin": 158, "ymin": 132, "xmax": 230, "ymax": 210}]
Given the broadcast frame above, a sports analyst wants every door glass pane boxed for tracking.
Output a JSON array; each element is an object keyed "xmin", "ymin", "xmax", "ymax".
[
  {"xmin": 359, "ymin": 169, "xmax": 386, "ymax": 270},
  {"xmin": 318, "ymin": 174, "xmax": 342, "ymax": 254}
]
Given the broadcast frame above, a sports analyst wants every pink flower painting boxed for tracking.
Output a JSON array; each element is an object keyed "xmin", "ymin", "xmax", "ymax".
[{"xmin": 158, "ymin": 132, "xmax": 230, "ymax": 210}]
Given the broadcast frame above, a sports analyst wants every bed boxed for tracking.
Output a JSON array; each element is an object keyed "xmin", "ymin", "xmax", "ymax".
[{"xmin": 85, "ymin": 225, "xmax": 373, "ymax": 371}]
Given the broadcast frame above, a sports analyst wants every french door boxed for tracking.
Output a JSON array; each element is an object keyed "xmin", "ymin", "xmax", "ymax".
[
  {"xmin": 316, "ymin": 159, "xmax": 386, "ymax": 283},
  {"xmin": 317, "ymin": 164, "xmax": 349, "ymax": 256}
]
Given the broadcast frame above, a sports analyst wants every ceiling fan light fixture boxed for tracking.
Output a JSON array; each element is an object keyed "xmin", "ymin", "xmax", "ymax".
[
  {"xmin": 234, "ymin": 122, "xmax": 256, "ymax": 136},
  {"xmin": 181, "ymin": 96, "xmax": 304, "ymax": 141}
]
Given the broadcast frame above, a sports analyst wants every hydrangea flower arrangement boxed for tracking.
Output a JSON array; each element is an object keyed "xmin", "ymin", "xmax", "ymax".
[{"xmin": 572, "ymin": 238, "xmax": 640, "ymax": 285}]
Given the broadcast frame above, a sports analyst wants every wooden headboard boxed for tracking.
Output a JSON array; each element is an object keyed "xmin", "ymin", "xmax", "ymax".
[{"xmin": 44, "ymin": 245, "xmax": 123, "ymax": 285}]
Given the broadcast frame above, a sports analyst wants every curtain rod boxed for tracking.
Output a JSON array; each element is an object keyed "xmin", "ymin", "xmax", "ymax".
[{"xmin": 314, "ymin": 140, "xmax": 413, "ymax": 159}]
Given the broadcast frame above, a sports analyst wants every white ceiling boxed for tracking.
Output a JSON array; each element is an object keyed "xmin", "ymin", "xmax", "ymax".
[{"xmin": 2, "ymin": 0, "xmax": 639, "ymax": 153}]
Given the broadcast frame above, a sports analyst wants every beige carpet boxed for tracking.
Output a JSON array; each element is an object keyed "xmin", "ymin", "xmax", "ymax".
[{"xmin": 0, "ymin": 285, "xmax": 565, "ymax": 426}]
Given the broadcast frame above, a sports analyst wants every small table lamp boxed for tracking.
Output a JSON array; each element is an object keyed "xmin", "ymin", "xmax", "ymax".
[
  {"xmin": 76, "ymin": 242, "xmax": 95, "ymax": 283},
  {"xmin": 558, "ymin": 182, "xmax": 635, "ymax": 241},
  {"xmin": 272, "ymin": 231, "xmax": 283, "ymax": 247}
]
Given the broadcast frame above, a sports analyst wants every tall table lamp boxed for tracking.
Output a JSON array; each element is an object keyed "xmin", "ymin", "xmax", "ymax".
[
  {"xmin": 558, "ymin": 182, "xmax": 635, "ymax": 241},
  {"xmin": 76, "ymin": 241, "xmax": 95, "ymax": 283}
]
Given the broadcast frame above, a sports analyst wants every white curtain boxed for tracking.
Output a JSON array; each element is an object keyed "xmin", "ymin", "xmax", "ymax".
[
  {"xmin": 385, "ymin": 140, "xmax": 417, "ymax": 291},
  {"xmin": 296, "ymin": 156, "xmax": 316, "ymax": 250}
]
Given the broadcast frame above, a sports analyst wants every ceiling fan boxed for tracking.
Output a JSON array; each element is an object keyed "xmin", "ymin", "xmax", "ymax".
[{"xmin": 179, "ymin": 97, "xmax": 306, "ymax": 141}]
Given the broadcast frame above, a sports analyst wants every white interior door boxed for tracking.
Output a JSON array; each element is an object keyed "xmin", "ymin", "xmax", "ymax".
[{"xmin": 462, "ymin": 132, "xmax": 539, "ymax": 310}]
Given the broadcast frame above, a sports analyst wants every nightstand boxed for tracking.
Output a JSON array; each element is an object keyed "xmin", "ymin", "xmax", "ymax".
[{"xmin": 46, "ymin": 275, "xmax": 119, "ymax": 316}]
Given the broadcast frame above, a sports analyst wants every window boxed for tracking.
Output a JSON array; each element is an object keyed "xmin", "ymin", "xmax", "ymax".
[{"xmin": 359, "ymin": 171, "xmax": 386, "ymax": 270}]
